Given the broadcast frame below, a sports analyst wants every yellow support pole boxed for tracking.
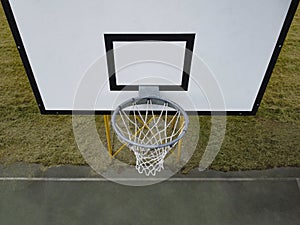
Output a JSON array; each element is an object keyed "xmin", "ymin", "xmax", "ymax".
[
  {"xmin": 113, "ymin": 144, "xmax": 127, "ymax": 158},
  {"xmin": 104, "ymin": 115, "xmax": 113, "ymax": 158},
  {"xmin": 177, "ymin": 139, "xmax": 183, "ymax": 161},
  {"xmin": 177, "ymin": 116, "xmax": 184, "ymax": 161}
]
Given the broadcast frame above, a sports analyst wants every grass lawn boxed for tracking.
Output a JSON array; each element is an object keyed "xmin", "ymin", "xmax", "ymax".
[{"xmin": 0, "ymin": 6, "xmax": 299, "ymax": 173}]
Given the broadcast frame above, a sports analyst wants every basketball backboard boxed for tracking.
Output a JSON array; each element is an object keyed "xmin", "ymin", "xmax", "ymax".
[{"xmin": 1, "ymin": 0, "xmax": 299, "ymax": 115}]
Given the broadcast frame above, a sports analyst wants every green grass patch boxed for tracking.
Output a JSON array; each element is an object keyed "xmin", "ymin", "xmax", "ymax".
[{"xmin": 0, "ymin": 6, "xmax": 299, "ymax": 172}]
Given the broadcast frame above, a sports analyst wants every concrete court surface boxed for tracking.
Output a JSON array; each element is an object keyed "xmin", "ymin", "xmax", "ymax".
[{"xmin": 0, "ymin": 163, "xmax": 299, "ymax": 225}]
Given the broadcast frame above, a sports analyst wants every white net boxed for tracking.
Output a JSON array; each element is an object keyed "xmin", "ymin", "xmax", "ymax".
[
  {"xmin": 112, "ymin": 97, "xmax": 188, "ymax": 176},
  {"xmin": 133, "ymin": 146, "xmax": 170, "ymax": 176}
]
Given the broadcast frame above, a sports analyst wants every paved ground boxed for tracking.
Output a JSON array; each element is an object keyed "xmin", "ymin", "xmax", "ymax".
[{"xmin": 0, "ymin": 163, "xmax": 299, "ymax": 225}]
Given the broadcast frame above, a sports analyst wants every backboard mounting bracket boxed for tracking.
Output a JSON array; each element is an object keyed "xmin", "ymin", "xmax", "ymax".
[{"xmin": 139, "ymin": 86, "xmax": 160, "ymax": 98}]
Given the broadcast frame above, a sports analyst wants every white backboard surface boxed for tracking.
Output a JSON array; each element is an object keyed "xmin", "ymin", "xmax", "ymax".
[{"xmin": 2, "ymin": 0, "xmax": 298, "ymax": 114}]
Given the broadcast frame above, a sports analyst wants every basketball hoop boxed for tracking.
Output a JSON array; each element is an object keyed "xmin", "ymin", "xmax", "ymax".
[{"xmin": 111, "ymin": 96, "xmax": 189, "ymax": 176}]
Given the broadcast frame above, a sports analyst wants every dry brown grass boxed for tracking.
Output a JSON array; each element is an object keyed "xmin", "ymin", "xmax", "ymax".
[{"xmin": 0, "ymin": 6, "xmax": 299, "ymax": 172}]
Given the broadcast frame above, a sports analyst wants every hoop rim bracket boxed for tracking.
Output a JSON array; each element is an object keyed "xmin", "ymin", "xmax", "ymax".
[{"xmin": 139, "ymin": 85, "xmax": 160, "ymax": 98}]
